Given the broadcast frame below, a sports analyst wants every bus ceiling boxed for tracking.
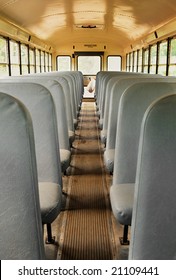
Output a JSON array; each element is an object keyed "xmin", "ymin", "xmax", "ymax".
[{"xmin": 0, "ymin": 0, "xmax": 176, "ymax": 53}]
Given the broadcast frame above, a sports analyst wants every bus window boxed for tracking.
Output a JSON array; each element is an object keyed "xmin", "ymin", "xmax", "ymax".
[
  {"xmin": 150, "ymin": 44, "xmax": 157, "ymax": 74},
  {"xmin": 169, "ymin": 38, "xmax": 176, "ymax": 76},
  {"xmin": 21, "ymin": 44, "xmax": 29, "ymax": 75},
  {"xmin": 35, "ymin": 49, "xmax": 41, "ymax": 73},
  {"xmin": 133, "ymin": 51, "xmax": 137, "ymax": 72},
  {"xmin": 158, "ymin": 41, "xmax": 167, "ymax": 76},
  {"xmin": 126, "ymin": 53, "xmax": 130, "ymax": 71},
  {"xmin": 10, "ymin": 40, "xmax": 20, "ymax": 76},
  {"xmin": 107, "ymin": 56, "xmax": 121, "ymax": 71},
  {"xmin": 0, "ymin": 36, "xmax": 9, "ymax": 76},
  {"xmin": 41, "ymin": 51, "xmax": 45, "ymax": 72},
  {"xmin": 137, "ymin": 49, "xmax": 143, "ymax": 72},
  {"xmin": 49, "ymin": 53, "xmax": 52, "ymax": 72},
  {"xmin": 45, "ymin": 52, "xmax": 49, "ymax": 72},
  {"xmin": 77, "ymin": 55, "xmax": 101, "ymax": 75},
  {"xmin": 29, "ymin": 48, "xmax": 35, "ymax": 74},
  {"xmin": 129, "ymin": 52, "xmax": 133, "ymax": 72},
  {"xmin": 143, "ymin": 48, "xmax": 149, "ymax": 73},
  {"xmin": 57, "ymin": 56, "xmax": 71, "ymax": 71}
]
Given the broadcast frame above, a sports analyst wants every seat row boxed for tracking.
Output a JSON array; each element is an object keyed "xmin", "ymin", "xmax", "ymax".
[
  {"xmin": 95, "ymin": 71, "xmax": 176, "ymax": 259},
  {"xmin": 0, "ymin": 71, "xmax": 84, "ymax": 259}
]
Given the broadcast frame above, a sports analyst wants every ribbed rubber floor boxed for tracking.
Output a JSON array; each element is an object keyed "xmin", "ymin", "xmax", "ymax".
[{"xmin": 58, "ymin": 101, "xmax": 115, "ymax": 260}]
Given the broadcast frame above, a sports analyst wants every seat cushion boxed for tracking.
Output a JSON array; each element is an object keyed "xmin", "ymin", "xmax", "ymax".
[
  {"xmin": 60, "ymin": 149, "xmax": 71, "ymax": 173},
  {"xmin": 104, "ymin": 149, "xmax": 115, "ymax": 173},
  {"xmin": 96, "ymin": 110, "xmax": 100, "ymax": 118},
  {"xmin": 74, "ymin": 119, "xmax": 78, "ymax": 129},
  {"xmin": 110, "ymin": 183, "xmax": 134, "ymax": 226},
  {"xmin": 69, "ymin": 130, "xmax": 75, "ymax": 145},
  {"xmin": 100, "ymin": 129, "xmax": 107, "ymax": 145},
  {"xmin": 99, "ymin": 118, "xmax": 103, "ymax": 130},
  {"xmin": 39, "ymin": 182, "xmax": 62, "ymax": 224}
]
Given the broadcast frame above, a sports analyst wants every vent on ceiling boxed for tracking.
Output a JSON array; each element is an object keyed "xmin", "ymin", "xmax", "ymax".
[
  {"xmin": 81, "ymin": 25, "xmax": 96, "ymax": 29},
  {"xmin": 75, "ymin": 24, "xmax": 104, "ymax": 29}
]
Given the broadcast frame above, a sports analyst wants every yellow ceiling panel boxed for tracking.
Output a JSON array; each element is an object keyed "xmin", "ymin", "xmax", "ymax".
[{"xmin": 0, "ymin": 0, "xmax": 176, "ymax": 51}]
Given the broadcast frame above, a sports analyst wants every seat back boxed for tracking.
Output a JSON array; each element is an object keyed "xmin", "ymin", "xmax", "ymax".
[
  {"xmin": 113, "ymin": 81, "xmax": 176, "ymax": 185},
  {"xmin": 96, "ymin": 71, "xmax": 124, "ymax": 110},
  {"xmin": 129, "ymin": 94, "xmax": 176, "ymax": 260},
  {"xmin": 23, "ymin": 73, "xmax": 76, "ymax": 133},
  {"xmin": 105, "ymin": 75, "xmax": 165, "ymax": 151},
  {"xmin": 99, "ymin": 74, "xmax": 140, "ymax": 130},
  {"xmin": 0, "ymin": 92, "xmax": 45, "ymax": 259},
  {"xmin": 1, "ymin": 77, "xmax": 70, "ymax": 151},
  {"xmin": 33, "ymin": 72, "xmax": 79, "ymax": 121},
  {"xmin": 0, "ymin": 82, "xmax": 62, "ymax": 187},
  {"xmin": 97, "ymin": 71, "xmax": 139, "ymax": 120},
  {"xmin": 102, "ymin": 74, "xmax": 146, "ymax": 132},
  {"xmin": 28, "ymin": 79, "xmax": 70, "ymax": 150}
]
